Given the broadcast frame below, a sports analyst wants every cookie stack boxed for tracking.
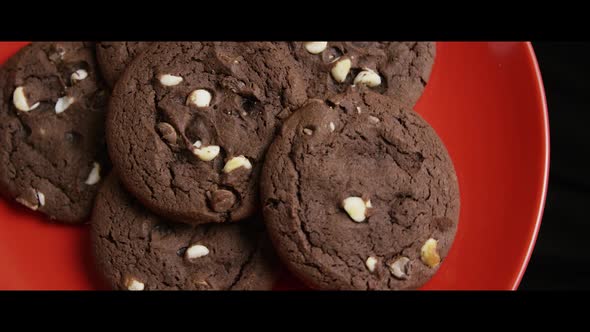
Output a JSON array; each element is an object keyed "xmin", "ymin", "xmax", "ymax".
[{"xmin": 0, "ymin": 41, "xmax": 459, "ymax": 290}]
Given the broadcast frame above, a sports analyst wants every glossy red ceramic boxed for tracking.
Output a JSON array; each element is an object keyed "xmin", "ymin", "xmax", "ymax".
[{"xmin": 0, "ymin": 42, "xmax": 549, "ymax": 290}]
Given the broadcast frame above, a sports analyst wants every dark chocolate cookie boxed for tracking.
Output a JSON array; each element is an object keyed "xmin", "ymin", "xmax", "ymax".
[
  {"xmin": 288, "ymin": 42, "xmax": 435, "ymax": 107},
  {"xmin": 261, "ymin": 89, "xmax": 459, "ymax": 290},
  {"xmin": 96, "ymin": 42, "xmax": 151, "ymax": 88},
  {"xmin": 0, "ymin": 42, "xmax": 110, "ymax": 223},
  {"xmin": 107, "ymin": 42, "xmax": 307, "ymax": 225},
  {"xmin": 91, "ymin": 173, "xmax": 279, "ymax": 290}
]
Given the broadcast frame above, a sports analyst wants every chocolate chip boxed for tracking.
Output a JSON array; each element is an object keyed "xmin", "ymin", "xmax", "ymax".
[
  {"xmin": 65, "ymin": 131, "xmax": 82, "ymax": 144},
  {"xmin": 241, "ymin": 96, "xmax": 258, "ymax": 113},
  {"xmin": 48, "ymin": 45, "xmax": 65, "ymax": 62},
  {"xmin": 209, "ymin": 189, "xmax": 236, "ymax": 213},
  {"xmin": 153, "ymin": 223, "xmax": 173, "ymax": 237},
  {"xmin": 156, "ymin": 122, "xmax": 177, "ymax": 145},
  {"xmin": 176, "ymin": 246, "xmax": 188, "ymax": 257}
]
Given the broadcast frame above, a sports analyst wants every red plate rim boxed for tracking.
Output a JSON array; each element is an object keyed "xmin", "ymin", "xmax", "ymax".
[{"xmin": 509, "ymin": 41, "xmax": 550, "ymax": 290}]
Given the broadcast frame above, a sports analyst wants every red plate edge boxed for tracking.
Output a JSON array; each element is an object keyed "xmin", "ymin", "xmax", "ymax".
[{"xmin": 509, "ymin": 42, "xmax": 550, "ymax": 290}]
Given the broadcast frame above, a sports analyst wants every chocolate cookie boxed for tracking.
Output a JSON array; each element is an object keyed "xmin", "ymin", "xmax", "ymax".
[
  {"xmin": 261, "ymin": 89, "xmax": 459, "ymax": 290},
  {"xmin": 0, "ymin": 42, "xmax": 110, "ymax": 223},
  {"xmin": 289, "ymin": 42, "xmax": 435, "ymax": 107},
  {"xmin": 96, "ymin": 42, "xmax": 151, "ymax": 87},
  {"xmin": 91, "ymin": 173, "xmax": 279, "ymax": 290},
  {"xmin": 107, "ymin": 42, "xmax": 307, "ymax": 225}
]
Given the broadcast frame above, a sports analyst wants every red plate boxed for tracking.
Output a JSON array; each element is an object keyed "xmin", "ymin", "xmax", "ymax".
[{"xmin": 0, "ymin": 42, "xmax": 549, "ymax": 290}]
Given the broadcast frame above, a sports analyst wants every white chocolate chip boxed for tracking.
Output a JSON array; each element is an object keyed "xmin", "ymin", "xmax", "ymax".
[
  {"xmin": 36, "ymin": 191, "xmax": 45, "ymax": 207},
  {"xmin": 353, "ymin": 68, "xmax": 382, "ymax": 87},
  {"xmin": 389, "ymin": 257, "xmax": 410, "ymax": 280},
  {"xmin": 187, "ymin": 89, "xmax": 212, "ymax": 108},
  {"xmin": 13, "ymin": 87, "xmax": 40, "ymax": 112},
  {"xmin": 365, "ymin": 256, "xmax": 378, "ymax": 273},
  {"xmin": 158, "ymin": 74, "xmax": 183, "ymax": 86},
  {"xmin": 195, "ymin": 280, "xmax": 210, "ymax": 287},
  {"xmin": 303, "ymin": 128, "xmax": 313, "ymax": 135},
  {"xmin": 223, "ymin": 156, "xmax": 252, "ymax": 173},
  {"xmin": 342, "ymin": 196, "xmax": 371, "ymax": 222},
  {"xmin": 192, "ymin": 144, "xmax": 220, "ymax": 161},
  {"xmin": 186, "ymin": 244, "xmax": 209, "ymax": 259},
  {"xmin": 55, "ymin": 96, "xmax": 75, "ymax": 114},
  {"xmin": 368, "ymin": 116, "xmax": 380, "ymax": 124},
  {"xmin": 125, "ymin": 277, "xmax": 145, "ymax": 291},
  {"xmin": 330, "ymin": 58, "xmax": 352, "ymax": 83},
  {"xmin": 15, "ymin": 189, "xmax": 44, "ymax": 211},
  {"xmin": 49, "ymin": 48, "xmax": 66, "ymax": 62},
  {"xmin": 329, "ymin": 122, "xmax": 335, "ymax": 132},
  {"xmin": 16, "ymin": 197, "xmax": 38, "ymax": 211},
  {"xmin": 71, "ymin": 69, "xmax": 88, "ymax": 82},
  {"xmin": 420, "ymin": 238, "xmax": 441, "ymax": 268},
  {"xmin": 356, "ymin": 106, "xmax": 362, "ymax": 114},
  {"xmin": 304, "ymin": 41, "xmax": 328, "ymax": 54},
  {"xmin": 85, "ymin": 162, "xmax": 101, "ymax": 185}
]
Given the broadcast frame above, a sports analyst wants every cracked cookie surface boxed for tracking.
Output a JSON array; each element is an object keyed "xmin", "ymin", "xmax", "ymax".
[
  {"xmin": 261, "ymin": 89, "xmax": 459, "ymax": 290},
  {"xmin": 96, "ymin": 42, "xmax": 151, "ymax": 87},
  {"xmin": 0, "ymin": 42, "xmax": 110, "ymax": 223},
  {"xmin": 91, "ymin": 173, "xmax": 279, "ymax": 290},
  {"xmin": 288, "ymin": 42, "xmax": 435, "ymax": 107},
  {"xmin": 107, "ymin": 42, "xmax": 307, "ymax": 225}
]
